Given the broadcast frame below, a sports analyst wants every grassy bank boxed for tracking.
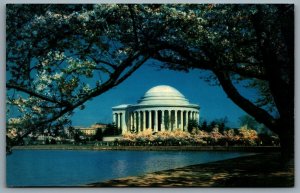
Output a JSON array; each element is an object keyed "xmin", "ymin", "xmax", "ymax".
[
  {"xmin": 88, "ymin": 153, "xmax": 294, "ymax": 187},
  {"xmin": 12, "ymin": 144, "xmax": 280, "ymax": 152}
]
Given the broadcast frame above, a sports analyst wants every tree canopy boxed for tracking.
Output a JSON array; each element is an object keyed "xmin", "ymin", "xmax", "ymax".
[
  {"xmin": 114, "ymin": 4, "xmax": 294, "ymax": 158},
  {"xmin": 6, "ymin": 4, "xmax": 153, "ymax": 144},
  {"xmin": 7, "ymin": 4, "xmax": 294, "ymax": 158}
]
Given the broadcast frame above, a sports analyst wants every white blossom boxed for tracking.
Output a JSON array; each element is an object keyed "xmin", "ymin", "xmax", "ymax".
[
  {"xmin": 8, "ymin": 118, "xmax": 22, "ymax": 125},
  {"xmin": 53, "ymin": 51, "xmax": 65, "ymax": 61},
  {"xmin": 82, "ymin": 84, "xmax": 91, "ymax": 93},
  {"xmin": 52, "ymin": 72, "xmax": 64, "ymax": 80},
  {"xmin": 7, "ymin": 128, "xmax": 18, "ymax": 139}
]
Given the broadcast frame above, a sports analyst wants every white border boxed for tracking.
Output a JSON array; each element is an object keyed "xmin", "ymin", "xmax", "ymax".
[{"xmin": 1, "ymin": 1, "xmax": 299, "ymax": 193}]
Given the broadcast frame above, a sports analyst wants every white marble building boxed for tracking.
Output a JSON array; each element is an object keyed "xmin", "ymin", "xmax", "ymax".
[{"xmin": 112, "ymin": 85, "xmax": 200, "ymax": 134}]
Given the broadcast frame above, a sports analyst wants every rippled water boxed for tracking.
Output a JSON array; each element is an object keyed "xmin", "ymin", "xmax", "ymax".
[{"xmin": 7, "ymin": 150, "xmax": 248, "ymax": 187}]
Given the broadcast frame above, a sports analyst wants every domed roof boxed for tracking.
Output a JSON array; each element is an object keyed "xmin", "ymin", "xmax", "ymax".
[{"xmin": 138, "ymin": 85, "xmax": 190, "ymax": 105}]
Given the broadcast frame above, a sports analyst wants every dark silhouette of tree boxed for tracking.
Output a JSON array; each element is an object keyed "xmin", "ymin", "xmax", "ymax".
[
  {"xmin": 103, "ymin": 123, "xmax": 121, "ymax": 136},
  {"xmin": 208, "ymin": 121, "xmax": 217, "ymax": 133},
  {"xmin": 93, "ymin": 128, "xmax": 103, "ymax": 141},
  {"xmin": 7, "ymin": 5, "xmax": 294, "ymax": 161},
  {"xmin": 187, "ymin": 119, "xmax": 199, "ymax": 133},
  {"xmin": 73, "ymin": 129, "xmax": 84, "ymax": 144},
  {"xmin": 200, "ymin": 118, "xmax": 229, "ymax": 133},
  {"xmin": 213, "ymin": 117, "xmax": 229, "ymax": 133},
  {"xmin": 239, "ymin": 115, "xmax": 259, "ymax": 129},
  {"xmin": 200, "ymin": 120, "xmax": 209, "ymax": 132},
  {"xmin": 6, "ymin": 5, "xmax": 153, "ymax": 149},
  {"xmin": 124, "ymin": 4, "xmax": 294, "ymax": 160},
  {"xmin": 239, "ymin": 114, "xmax": 272, "ymax": 134}
]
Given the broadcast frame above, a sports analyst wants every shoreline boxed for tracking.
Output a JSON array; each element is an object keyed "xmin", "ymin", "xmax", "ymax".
[
  {"xmin": 12, "ymin": 145, "xmax": 280, "ymax": 152},
  {"xmin": 87, "ymin": 153, "xmax": 294, "ymax": 187}
]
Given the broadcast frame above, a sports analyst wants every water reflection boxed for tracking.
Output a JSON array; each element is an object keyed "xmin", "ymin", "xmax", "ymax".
[
  {"xmin": 7, "ymin": 150, "xmax": 247, "ymax": 186},
  {"xmin": 112, "ymin": 159, "xmax": 128, "ymax": 177}
]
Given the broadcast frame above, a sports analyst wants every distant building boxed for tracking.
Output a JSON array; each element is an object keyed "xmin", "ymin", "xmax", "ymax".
[
  {"xmin": 112, "ymin": 85, "xmax": 200, "ymax": 134},
  {"xmin": 80, "ymin": 128, "xmax": 96, "ymax": 136},
  {"xmin": 79, "ymin": 123, "xmax": 106, "ymax": 136}
]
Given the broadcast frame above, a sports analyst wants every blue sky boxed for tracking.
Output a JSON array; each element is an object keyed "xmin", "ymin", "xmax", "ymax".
[{"xmin": 71, "ymin": 59, "xmax": 253, "ymax": 128}]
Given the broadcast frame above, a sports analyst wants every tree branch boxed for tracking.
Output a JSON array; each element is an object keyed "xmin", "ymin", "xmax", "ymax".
[
  {"xmin": 153, "ymin": 41, "xmax": 267, "ymax": 80},
  {"xmin": 213, "ymin": 70, "xmax": 278, "ymax": 132},
  {"xmin": 128, "ymin": 5, "xmax": 139, "ymax": 48},
  {"xmin": 15, "ymin": 50, "xmax": 150, "ymax": 140},
  {"xmin": 115, "ymin": 54, "xmax": 150, "ymax": 86},
  {"xmin": 251, "ymin": 6, "xmax": 294, "ymax": 120},
  {"xmin": 6, "ymin": 83, "xmax": 71, "ymax": 107}
]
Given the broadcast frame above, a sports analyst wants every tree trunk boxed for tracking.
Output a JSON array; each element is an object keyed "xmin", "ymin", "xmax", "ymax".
[{"xmin": 277, "ymin": 117, "xmax": 294, "ymax": 164}]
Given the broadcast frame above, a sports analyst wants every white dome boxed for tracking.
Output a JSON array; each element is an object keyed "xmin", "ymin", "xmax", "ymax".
[{"xmin": 138, "ymin": 85, "xmax": 189, "ymax": 105}]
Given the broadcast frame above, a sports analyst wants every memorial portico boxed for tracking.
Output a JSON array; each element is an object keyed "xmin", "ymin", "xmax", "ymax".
[{"xmin": 112, "ymin": 85, "xmax": 200, "ymax": 134}]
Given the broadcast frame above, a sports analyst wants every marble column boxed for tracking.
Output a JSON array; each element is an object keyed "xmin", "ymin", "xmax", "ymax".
[
  {"xmin": 137, "ymin": 111, "xmax": 140, "ymax": 132},
  {"xmin": 139, "ymin": 111, "xmax": 142, "ymax": 131},
  {"xmin": 130, "ymin": 113, "xmax": 133, "ymax": 131},
  {"xmin": 119, "ymin": 113, "xmax": 122, "ymax": 130},
  {"xmin": 115, "ymin": 113, "xmax": 118, "ymax": 128},
  {"xmin": 143, "ymin": 111, "xmax": 146, "ymax": 130},
  {"xmin": 185, "ymin": 111, "xmax": 188, "ymax": 130},
  {"xmin": 181, "ymin": 110, "xmax": 184, "ymax": 130},
  {"xmin": 149, "ymin": 110, "xmax": 152, "ymax": 130},
  {"xmin": 113, "ymin": 113, "xmax": 116, "ymax": 125},
  {"xmin": 167, "ymin": 110, "xmax": 171, "ymax": 131},
  {"xmin": 117, "ymin": 113, "xmax": 120, "ymax": 128},
  {"xmin": 122, "ymin": 112, "xmax": 126, "ymax": 133},
  {"xmin": 133, "ymin": 111, "xmax": 137, "ymax": 131},
  {"xmin": 155, "ymin": 110, "xmax": 158, "ymax": 132},
  {"xmin": 171, "ymin": 110, "xmax": 175, "ymax": 131},
  {"xmin": 161, "ymin": 110, "xmax": 165, "ymax": 131},
  {"xmin": 174, "ymin": 110, "xmax": 178, "ymax": 129}
]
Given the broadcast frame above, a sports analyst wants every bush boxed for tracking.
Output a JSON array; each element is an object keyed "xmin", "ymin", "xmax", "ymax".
[{"xmin": 117, "ymin": 126, "xmax": 274, "ymax": 147}]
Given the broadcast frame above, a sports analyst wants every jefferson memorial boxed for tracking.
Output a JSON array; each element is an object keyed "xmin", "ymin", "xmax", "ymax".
[{"xmin": 112, "ymin": 85, "xmax": 200, "ymax": 134}]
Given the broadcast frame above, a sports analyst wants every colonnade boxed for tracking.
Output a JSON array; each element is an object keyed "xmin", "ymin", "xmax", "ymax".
[
  {"xmin": 112, "ymin": 112, "xmax": 126, "ymax": 130},
  {"xmin": 113, "ymin": 109, "xmax": 199, "ymax": 133}
]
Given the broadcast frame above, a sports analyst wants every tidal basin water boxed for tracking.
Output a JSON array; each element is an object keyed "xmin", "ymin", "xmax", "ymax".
[{"xmin": 7, "ymin": 150, "xmax": 249, "ymax": 187}]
